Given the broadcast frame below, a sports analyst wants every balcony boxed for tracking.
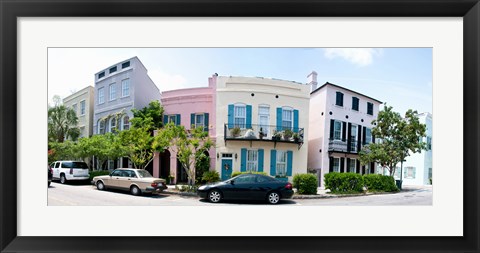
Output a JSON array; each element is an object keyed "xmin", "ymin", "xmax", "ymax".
[
  {"xmin": 328, "ymin": 138, "xmax": 359, "ymax": 153},
  {"xmin": 224, "ymin": 124, "xmax": 304, "ymax": 149}
]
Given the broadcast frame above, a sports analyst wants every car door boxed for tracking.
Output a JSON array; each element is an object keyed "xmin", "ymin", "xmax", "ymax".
[
  {"xmin": 231, "ymin": 174, "xmax": 256, "ymax": 200},
  {"xmin": 115, "ymin": 170, "xmax": 136, "ymax": 190},
  {"xmin": 107, "ymin": 170, "xmax": 124, "ymax": 188},
  {"xmin": 251, "ymin": 175, "xmax": 275, "ymax": 199},
  {"xmin": 52, "ymin": 162, "xmax": 60, "ymax": 179}
]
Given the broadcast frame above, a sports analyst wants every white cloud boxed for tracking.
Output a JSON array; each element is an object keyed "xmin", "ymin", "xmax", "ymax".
[
  {"xmin": 149, "ymin": 68, "xmax": 188, "ymax": 92},
  {"xmin": 324, "ymin": 48, "xmax": 382, "ymax": 67}
]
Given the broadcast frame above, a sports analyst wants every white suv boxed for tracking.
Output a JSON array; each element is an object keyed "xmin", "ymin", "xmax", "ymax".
[{"xmin": 49, "ymin": 161, "xmax": 90, "ymax": 184}]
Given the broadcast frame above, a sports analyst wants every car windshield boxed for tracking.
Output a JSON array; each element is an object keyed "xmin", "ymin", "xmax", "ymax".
[{"xmin": 136, "ymin": 170, "xmax": 153, "ymax": 178}]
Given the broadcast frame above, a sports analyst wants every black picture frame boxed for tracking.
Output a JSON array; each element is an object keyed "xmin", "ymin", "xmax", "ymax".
[{"xmin": 1, "ymin": 0, "xmax": 479, "ymax": 252}]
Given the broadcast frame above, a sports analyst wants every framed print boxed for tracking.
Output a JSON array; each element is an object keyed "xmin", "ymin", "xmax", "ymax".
[{"xmin": 1, "ymin": 0, "xmax": 479, "ymax": 252}]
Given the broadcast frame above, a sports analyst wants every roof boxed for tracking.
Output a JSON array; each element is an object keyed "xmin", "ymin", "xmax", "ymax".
[{"xmin": 311, "ymin": 82, "xmax": 383, "ymax": 104}]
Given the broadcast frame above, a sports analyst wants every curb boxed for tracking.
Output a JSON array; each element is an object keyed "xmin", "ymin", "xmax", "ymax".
[{"xmin": 162, "ymin": 190, "xmax": 198, "ymax": 198}]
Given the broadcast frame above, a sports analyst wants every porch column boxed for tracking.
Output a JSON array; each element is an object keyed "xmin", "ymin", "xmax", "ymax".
[{"xmin": 152, "ymin": 151, "xmax": 160, "ymax": 178}]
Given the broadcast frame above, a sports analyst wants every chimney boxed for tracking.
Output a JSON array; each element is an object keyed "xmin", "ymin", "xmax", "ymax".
[{"xmin": 307, "ymin": 71, "xmax": 318, "ymax": 92}]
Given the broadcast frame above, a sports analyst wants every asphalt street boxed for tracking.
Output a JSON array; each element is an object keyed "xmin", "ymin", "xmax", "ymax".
[{"xmin": 48, "ymin": 182, "xmax": 432, "ymax": 206}]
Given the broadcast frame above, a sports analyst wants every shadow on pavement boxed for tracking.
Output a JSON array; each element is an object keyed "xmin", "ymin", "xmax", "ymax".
[{"xmin": 197, "ymin": 198, "xmax": 297, "ymax": 205}]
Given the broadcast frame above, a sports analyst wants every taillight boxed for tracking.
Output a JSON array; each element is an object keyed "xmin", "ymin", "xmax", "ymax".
[
  {"xmin": 151, "ymin": 182, "xmax": 158, "ymax": 187},
  {"xmin": 69, "ymin": 168, "xmax": 73, "ymax": 174},
  {"xmin": 49, "ymin": 168, "xmax": 53, "ymax": 174},
  {"xmin": 285, "ymin": 183, "xmax": 292, "ymax": 190}
]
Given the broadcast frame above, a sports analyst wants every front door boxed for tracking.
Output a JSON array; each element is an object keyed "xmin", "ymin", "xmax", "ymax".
[{"xmin": 221, "ymin": 158, "xmax": 233, "ymax": 181}]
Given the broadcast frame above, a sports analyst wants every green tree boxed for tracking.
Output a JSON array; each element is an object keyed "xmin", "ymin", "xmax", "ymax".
[
  {"xmin": 359, "ymin": 105, "xmax": 427, "ymax": 176},
  {"xmin": 48, "ymin": 105, "xmax": 80, "ymax": 142},
  {"xmin": 119, "ymin": 127, "xmax": 154, "ymax": 170},
  {"xmin": 130, "ymin": 100, "xmax": 164, "ymax": 132}
]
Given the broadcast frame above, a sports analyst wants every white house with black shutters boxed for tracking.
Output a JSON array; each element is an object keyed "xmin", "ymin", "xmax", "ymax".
[{"xmin": 307, "ymin": 71, "xmax": 382, "ymax": 187}]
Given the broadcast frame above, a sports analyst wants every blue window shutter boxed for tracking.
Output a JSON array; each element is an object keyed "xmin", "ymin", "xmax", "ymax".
[
  {"xmin": 287, "ymin": 151, "xmax": 293, "ymax": 176},
  {"xmin": 191, "ymin": 113, "xmax": 195, "ymax": 129},
  {"xmin": 246, "ymin": 105, "xmax": 252, "ymax": 129},
  {"xmin": 270, "ymin": 150, "xmax": 277, "ymax": 176},
  {"xmin": 204, "ymin": 113, "xmax": 209, "ymax": 132},
  {"xmin": 293, "ymin": 109, "xmax": 299, "ymax": 133},
  {"xmin": 241, "ymin": 148, "xmax": 247, "ymax": 172},
  {"xmin": 276, "ymin": 107, "xmax": 283, "ymax": 131},
  {"xmin": 228, "ymin": 104, "xmax": 234, "ymax": 129},
  {"xmin": 163, "ymin": 115, "xmax": 168, "ymax": 126},
  {"xmin": 258, "ymin": 149, "xmax": 264, "ymax": 172},
  {"xmin": 176, "ymin": 114, "xmax": 181, "ymax": 126}
]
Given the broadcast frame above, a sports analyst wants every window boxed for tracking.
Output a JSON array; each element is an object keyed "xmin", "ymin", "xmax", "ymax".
[
  {"xmin": 282, "ymin": 107, "xmax": 293, "ymax": 130},
  {"xmin": 234, "ymin": 104, "xmax": 246, "ymax": 128},
  {"xmin": 168, "ymin": 115, "xmax": 177, "ymax": 125},
  {"xmin": 109, "ymin": 118, "xmax": 117, "ymax": 133},
  {"xmin": 404, "ymin": 166, "xmax": 416, "ymax": 179},
  {"xmin": 332, "ymin": 157, "xmax": 340, "ymax": 172},
  {"xmin": 427, "ymin": 136, "xmax": 432, "ymax": 150},
  {"xmin": 352, "ymin": 97, "xmax": 359, "ymax": 111},
  {"xmin": 80, "ymin": 100, "xmax": 86, "ymax": 115},
  {"xmin": 349, "ymin": 158, "xmax": 356, "ymax": 173},
  {"xmin": 122, "ymin": 61, "xmax": 130, "ymax": 69},
  {"xmin": 258, "ymin": 105, "xmax": 270, "ymax": 136},
  {"xmin": 367, "ymin": 102, "xmax": 374, "ymax": 115},
  {"xmin": 111, "ymin": 170, "xmax": 123, "ymax": 177},
  {"xmin": 98, "ymin": 87, "xmax": 105, "ymax": 104},
  {"xmin": 98, "ymin": 72, "xmax": 105, "ymax": 79},
  {"xmin": 276, "ymin": 151, "xmax": 287, "ymax": 176},
  {"xmin": 334, "ymin": 120, "xmax": 342, "ymax": 140},
  {"xmin": 72, "ymin": 104, "xmax": 77, "ymax": 114},
  {"xmin": 122, "ymin": 116, "xmax": 130, "ymax": 130},
  {"xmin": 350, "ymin": 124, "xmax": 357, "ymax": 151},
  {"xmin": 109, "ymin": 66, "xmax": 117, "ymax": 74},
  {"xmin": 109, "ymin": 83, "xmax": 116, "ymax": 101},
  {"xmin": 235, "ymin": 174, "xmax": 256, "ymax": 184},
  {"xmin": 195, "ymin": 114, "xmax": 205, "ymax": 129},
  {"xmin": 364, "ymin": 163, "xmax": 370, "ymax": 174},
  {"xmin": 336, "ymin": 92, "xmax": 344, "ymax": 106},
  {"xmin": 98, "ymin": 120, "xmax": 105, "ymax": 134},
  {"xmin": 121, "ymin": 79, "xmax": 130, "ymax": 97},
  {"xmin": 365, "ymin": 128, "xmax": 372, "ymax": 144},
  {"xmin": 246, "ymin": 150, "xmax": 258, "ymax": 172}
]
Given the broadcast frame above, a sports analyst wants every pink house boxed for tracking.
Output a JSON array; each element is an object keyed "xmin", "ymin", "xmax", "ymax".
[{"xmin": 152, "ymin": 75, "xmax": 217, "ymax": 184}]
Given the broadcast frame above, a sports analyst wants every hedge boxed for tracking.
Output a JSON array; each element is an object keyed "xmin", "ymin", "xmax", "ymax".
[
  {"xmin": 324, "ymin": 172, "xmax": 364, "ymax": 194},
  {"xmin": 201, "ymin": 171, "xmax": 220, "ymax": 183},
  {"xmin": 363, "ymin": 174, "xmax": 398, "ymax": 192},
  {"xmin": 89, "ymin": 170, "xmax": 111, "ymax": 180},
  {"xmin": 293, "ymin": 174, "xmax": 318, "ymax": 195}
]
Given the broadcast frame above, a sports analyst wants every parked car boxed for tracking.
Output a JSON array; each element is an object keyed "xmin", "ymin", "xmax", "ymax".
[
  {"xmin": 49, "ymin": 161, "xmax": 90, "ymax": 184},
  {"xmin": 197, "ymin": 173, "xmax": 294, "ymax": 204},
  {"xmin": 92, "ymin": 168, "xmax": 167, "ymax": 196},
  {"xmin": 48, "ymin": 165, "xmax": 53, "ymax": 187}
]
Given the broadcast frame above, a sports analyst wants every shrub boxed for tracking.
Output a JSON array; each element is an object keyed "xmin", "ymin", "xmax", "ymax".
[
  {"xmin": 363, "ymin": 174, "xmax": 398, "ymax": 192},
  {"xmin": 202, "ymin": 171, "xmax": 220, "ymax": 183},
  {"xmin": 231, "ymin": 171, "xmax": 268, "ymax": 178},
  {"xmin": 324, "ymin": 172, "xmax": 364, "ymax": 194},
  {"xmin": 175, "ymin": 185, "xmax": 198, "ymax": 193},
  {"xmin": 293, "ymin": 174, "xmax": 318, "ymax": 195},
  {"xmin": 89, "ymin": 170, "xmax": 111, "ymax": 180}
]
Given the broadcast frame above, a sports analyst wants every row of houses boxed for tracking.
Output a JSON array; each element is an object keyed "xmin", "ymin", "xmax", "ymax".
[{"xmin": 62, "ymin": 56, "xmax": 432, "ymax": 187}]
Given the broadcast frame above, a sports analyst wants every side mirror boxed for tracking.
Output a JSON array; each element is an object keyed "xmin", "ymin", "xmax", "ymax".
[{"xmin": 230, "ymin": 180, "xmax": 235, "ymax": 185}]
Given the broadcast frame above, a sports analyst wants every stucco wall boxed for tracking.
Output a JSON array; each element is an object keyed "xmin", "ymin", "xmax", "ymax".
[{"xmin": 63, "ymin": 86, "xmax": 95, "ymax": 138}]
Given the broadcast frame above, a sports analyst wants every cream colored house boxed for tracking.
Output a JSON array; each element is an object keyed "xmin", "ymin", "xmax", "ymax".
[
  {"xmin": 63, "ymin": 86, "xmax": 95, "ymax": 138},
  {"xmin": 214, "ymin": 76, "xmax": 310, "ymax": 181}
]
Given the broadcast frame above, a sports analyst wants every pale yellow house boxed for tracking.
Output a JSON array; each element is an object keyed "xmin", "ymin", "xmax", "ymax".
[
  {"xmin": 214, "ymin": 76, "xmax": 310, "ymax": 181},
  {"xmin": 63, "ymin": 86, "xmax": 95, "ymax": 138}
]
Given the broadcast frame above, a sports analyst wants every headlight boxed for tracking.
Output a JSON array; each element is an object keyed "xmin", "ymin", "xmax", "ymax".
[{"xmin": 198, "ymin": 186, "xmax": 207, "ymax": 190}]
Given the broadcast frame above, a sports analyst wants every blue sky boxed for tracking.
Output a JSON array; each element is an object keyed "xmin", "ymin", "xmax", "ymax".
[{"xmin": 48, "ymin": 48, "xmax": 432, "ymax": 115}]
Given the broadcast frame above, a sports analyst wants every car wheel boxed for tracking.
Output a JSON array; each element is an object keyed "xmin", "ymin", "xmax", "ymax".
[
  {"xmin": 96, "ymin": 181, "xmax": 105, "ymax": 191},
  {"xmin": 130, "ymin": 186, "xmax": 141, "ymax": 196},
  {"xmin": 60, "ymin": 174, "xmax": 67, "ymax": 184},
  {"xmin": 208, "ymin": 189, "xmax": 222, "ymax": 203},
  {"xmin": 267, "ymin": 191, "xmax": 280, "ymax": 204}
]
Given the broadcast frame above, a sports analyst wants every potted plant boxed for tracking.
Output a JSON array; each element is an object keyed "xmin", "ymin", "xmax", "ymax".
[
  {"xmin": 272, "ymin": 130, "xmax": 282, "ymax": 141},
  {"xmin": 293, "ymin": 132, "xmax": 300, "ymax": 142},
  {"xmin": 283, "ymin": 129, "xmax": 294, "ymax": 140},
  {"xmin": 230, "ymin": 127, "xmax": 241, "ymax": 137},
  {"xmin": 259, "ymin": 127, "xmax": 266, "ymax": 139},
  {"xmin": 168, "ymin": 175, "xmax": 175, "ymax": 185}
]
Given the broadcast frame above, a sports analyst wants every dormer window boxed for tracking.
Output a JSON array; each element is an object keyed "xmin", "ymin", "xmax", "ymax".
[
  {"xmin": 98, "ymin": 72, "xmax": 105, "ymax": 79},
  {"xmin": 109, "ymin": 66, "xmax": 117, "ymax": 74}
]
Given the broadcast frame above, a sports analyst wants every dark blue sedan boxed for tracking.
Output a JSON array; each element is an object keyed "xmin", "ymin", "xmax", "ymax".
[{"xmin": 197, "ymin": 173, "xmax": 294, "ymax": 204}]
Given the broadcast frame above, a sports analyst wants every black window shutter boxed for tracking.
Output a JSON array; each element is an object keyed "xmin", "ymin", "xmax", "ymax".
[
  {"xmin": 329, "ymin": 157, "xmax": 334, "ymax": 172},
  {"xmin": 347, "ymin": 123, "xmax": 352, "ymax": 152},
  {"xmin": 356, "ymin": 160, "xmax": 361, "ymax": 173},
  {"xmin": 362, "ymin": 126, "xmax": 366, "ymax": 145},
  {"xmin": 342, "ymin": 122, "xmax": 347, "ymax": 142},
  {"xmin": 370, "ymin": 162, "xmax": 375, "ymax": 174},
  {"xmin": 340, "ymin": 158, "xmax": 345, "ymax": 173},
  {"xmin": 346, "ymin": 158, "xmax": 351, "ymax": 172},
  {"xmin": 372, "ymin": 134, "xmax": 376, "ymax": 143},
  {"xmin": 357, "ymin": 125, "xmax": 362, "ymax": 151},
  {"xmin": 362, "ymin": 165, "xmax": 365, "ymax": 175},
  {"xmin": 330, "ymin": 119, "xmax": 334, "ymax": 139}
]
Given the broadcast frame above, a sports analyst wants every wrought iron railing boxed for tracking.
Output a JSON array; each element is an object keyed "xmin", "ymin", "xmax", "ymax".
[
  {"xmin": 224, "ymin": 124, "xmax": 304, "ymax": 144},
  {"xmin": 328, "ymin": 138, "xmax": 359, "ymax": 153}
]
